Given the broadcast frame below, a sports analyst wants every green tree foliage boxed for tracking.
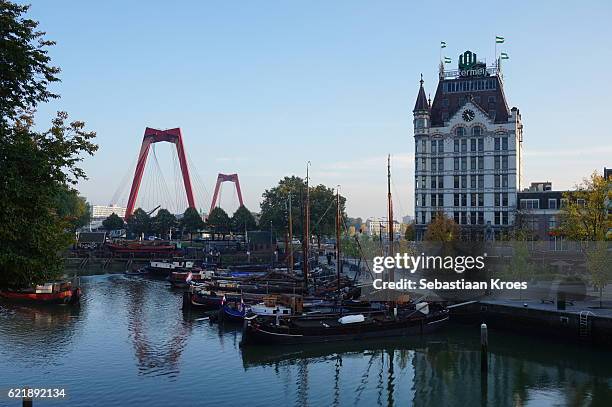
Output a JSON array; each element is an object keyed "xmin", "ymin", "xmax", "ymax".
[
  {"xmin": 54, "ymin": 186, "xmax": 91, "ymax": 231},
  {"xmin": 0, "ymin": 1, "xmax": 60, "ymax": 125},
  {"xmin": 585, "ymin": 241, "xmax": 612, "ymax": 307},
  {"xmin": 424, "ymin": 213, "xmax": 460, "ymax": 241},
  {"xmin": 180, "ymin": 207, "xmax": 204, "ymax": 240},
  {"xmin": 231, "ymin": 205, "xmax": 257, "ymax": 233},
  {"xmin": 259, "ymin": 176, "xmax": 347, "ymax": 245},
  {"xmin": 0, "ymin": 114, "xmax": 97, "ymax": 287},
  {"xmin": 102, "ymin": 213, "xmax": 125, "ymax": 231},
  {"xmin": 404, "ymin": 222, "xmax": 416, "ymax": 241},
  {"xmin": 558, "ymin": 172, "xmax": 611, "ymax": 241},
  {"xmin": 207, "ymin": 207, "xmax": 231, "ymax": 238},
  {"xmin": 310, "ymin": 184, "xmax": 346, "ymax": 247},
  {"xmin": 151, "ymin": 209, "xmax": 177, "ymax": 239},
  {"xmin": 259, "ymin": 176, "xmax": 306, "ymax": 237},
  {"xmin": 126, "ymin": 208, "xmax": 151, "ymax": 237}
]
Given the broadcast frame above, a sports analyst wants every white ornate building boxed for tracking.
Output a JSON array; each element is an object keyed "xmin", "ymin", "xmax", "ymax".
[{"xmin": 413, "ymin": 50, "xmax": 523, "ymax": 240}]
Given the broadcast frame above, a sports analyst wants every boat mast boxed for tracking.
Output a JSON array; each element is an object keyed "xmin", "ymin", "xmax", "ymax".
[
  {"xmin": 336, "ymin": 186, "xmax": 341, "ymax": 293},
  {"xmin": 288, "ymin": 193, "xmax": 293, "ymax": 273},
  {"xmin": 303, "ymin": 162, "xmax": 310, "ymax": 290},
  {"xmin": 387, "ymin": 154, "xmax": 394, "ymax": 282}
]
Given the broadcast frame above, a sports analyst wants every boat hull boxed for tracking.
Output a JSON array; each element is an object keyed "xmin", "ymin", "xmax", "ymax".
[
  {"xmin": 0, "ymin": 288, "xmax": 81, "ymax": 306},
  {"xmin": 242, "ymin": 311, "xmax": 449, "ymax": 346}
]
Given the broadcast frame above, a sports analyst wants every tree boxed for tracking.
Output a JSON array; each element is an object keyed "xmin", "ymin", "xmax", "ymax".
[
  {"xmin": 258, "ymin": 176, "xmax": 347, "ymax": 246},
  {"xmin": 424, "ymin": 213, "xmax": 460, "ymax": 241},
  {"xmin": 207, "ymin": 207, "xmax": 231, "ymax": 238},
  {"xmin": 0, "ymin": 1, "xmax": 60, "ymax": 126},
  {"xmin": 54, "ymin": 186, "xmax": 91, "ymax": 231},
  {"xmin": 310, "ymin": 184, "xmax": 346, "ymax": 248},
  {"xmin": 231, "ymin": 205, "xmax": 257, "ymax": 233},
  {"xmin": 259, "ymin": 176, "xmax": 306, "ymax": 237},
  {"xmin": 404, "ymin": 222, "xmax": 416, "ymax": 241},
  {"xmin": 151, "ymin": 209, "xmax": 177, "ymax": 239},
  {"xmin": 180, "ymin": 207, "xmax": 204, "ymax": 240},
  {"xmin": 126, "ymin": 208, "xmax": 151, "ymax": 238},
  {"xmin": 102, "ymin": 213, "xmax": 125, "ymax": 231},
  {"xmin": 0, "ymin": 113, "xmax": 97, "ymax": 287},
  {"xmin": 558, "ymin": 171, "xmax": 611, "ymax": 241},
  {"xmin": 585, "ymin": 241, "xmax": 611, "ymax": 308}
]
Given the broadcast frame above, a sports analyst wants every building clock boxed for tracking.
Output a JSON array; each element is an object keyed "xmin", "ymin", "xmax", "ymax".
[{"xmin": 462, "ymin": 109, "xmax": 475, "ymax": 122}]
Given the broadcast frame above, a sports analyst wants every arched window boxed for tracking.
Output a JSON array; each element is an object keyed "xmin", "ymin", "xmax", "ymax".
[
  {"xmin": 455, "ymin": 127, "xmax": 465, "ymax": 137},
  {"xmin": 472, "ymin": 126, "xmax": 482, "ymax": 136}
]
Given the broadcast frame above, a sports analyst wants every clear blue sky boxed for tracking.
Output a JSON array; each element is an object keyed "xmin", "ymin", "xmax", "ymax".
[{"xmin": 25, "ymin": 0, "xmax": 612, "ymax": 219}]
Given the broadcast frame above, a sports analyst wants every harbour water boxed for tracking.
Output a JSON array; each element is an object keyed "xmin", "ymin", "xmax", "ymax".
[{"xmin": 1, "ymin": 274, "xmax": 611, "ymax": 406}]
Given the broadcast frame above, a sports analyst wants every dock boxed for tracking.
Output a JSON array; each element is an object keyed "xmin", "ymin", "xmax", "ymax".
[{"xmin": 449, "ymin": 299, "xmax": 612, "ymax": 347}]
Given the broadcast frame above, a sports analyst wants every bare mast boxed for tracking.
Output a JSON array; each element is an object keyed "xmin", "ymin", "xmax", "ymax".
[
  {"xmin": 387, "ymin": 154, "xmax": 394, "ymax": 282},
  {"xmin": 336, "ymin": 186, "xmax": 341, "ymax": 292},
  {"xmin": 303, "ymin": 162, "xmax": 311, "ymax": 290}
]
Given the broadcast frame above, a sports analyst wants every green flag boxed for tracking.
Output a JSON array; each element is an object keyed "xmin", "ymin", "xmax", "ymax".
[
  {"xmin": 444, "ymin": 57, "xmax": 451, "ymax": 64},
  {"xmin": 496, "ymin": 36, "xmax": 505, "ymax": 44},
  {"xmin": 440, "ymin": 41, "xmax": 447, "ymax": 48},
  {"xmin": 500, "ymin": 52, "xmax": 509, "ymax": 60}
]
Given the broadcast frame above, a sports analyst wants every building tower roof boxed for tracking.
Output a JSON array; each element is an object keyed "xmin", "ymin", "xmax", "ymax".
[{"xmin": 413, "ymin": 74, "xmax": 430, "ymax": 113}]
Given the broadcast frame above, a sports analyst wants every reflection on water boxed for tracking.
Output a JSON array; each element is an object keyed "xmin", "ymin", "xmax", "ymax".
[{"xmin": 1, "ymin": 275, "xmax": 611, "ymax": 406}]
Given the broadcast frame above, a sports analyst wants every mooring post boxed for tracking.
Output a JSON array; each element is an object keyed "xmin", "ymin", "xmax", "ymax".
[
  {"xmin": 480, "ymin": 323, "xmax": 488, "ymax": 372},
  {"xmin": 23, "ymin": 395, "xmax": 32, "ymax": 407}
]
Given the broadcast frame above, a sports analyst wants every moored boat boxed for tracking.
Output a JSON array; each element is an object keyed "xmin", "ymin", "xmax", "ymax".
[
  {"xmin": 241, "ymin": 302, "xmax": 449, "ymax": 346},
  {"xmin": 0, "ymin": 281, "xmax": 81, "ymax": 306}
]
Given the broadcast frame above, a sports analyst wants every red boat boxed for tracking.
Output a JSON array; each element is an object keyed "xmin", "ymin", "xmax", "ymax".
[
  {"xmin": 0, "ymin": 281, "xmax": 81, "ymax": 305},
  {"xmin": 106, "ymin": 242, "xmax": 181, "ymax": 257}
]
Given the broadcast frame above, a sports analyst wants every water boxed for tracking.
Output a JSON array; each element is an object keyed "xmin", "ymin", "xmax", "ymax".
[{"xmin": 1, "ymin": 275, "xmax": 611, "ymax": 407}]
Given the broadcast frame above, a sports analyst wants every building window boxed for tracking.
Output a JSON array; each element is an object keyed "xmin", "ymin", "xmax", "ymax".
[
  {"xmin": 494, "ymin": 137, "xmax": 500, "ymax": 151},
  {"xmin": 431, "ymin": 177, "xmax": 437, "ymax": 189},
  {"xmin": 548, "ymin": 199, "xmax": 557, "ymax": 209},
  {"xmin": 494, "ymin": 211, "xmax": 501, "ymax": 225},
  {"xmin": 421, "ymin": 194, "xmax": 426, "ymax": 206},
  {"xmin": 502, "ymin": 174, "xmax": 508, "ymax": 188},
  {"xmin": 470, "ymin": 156, "xmax": 476, "ymax": 170},
  {"xmin": 548, "ymin": 216, "xmax": 557, "ymax": 229},
  {"xmin": 454, "ymin": 212, "xmax": 460, "ymax": 223},
  {"xmin": 461, "ymin": 175, "xmax": 467, "ymax": 189},
  {"xmin": 438, "ymin": 176, "xmax": 444, "ymax": 189},
  {"xmin": 478, "ymin": 175, "xmax": 484, "ymax": 189},
  {"xmin": 502, "ymin": 137, "xmax": 508, "ymax": 150},
  {"xmin": 520, "ymin": 199, "xmax": 540, "ymax": 209},
  {"xmin": 454, "ymin": 139, "xmax": 459, "ymax": 152},
  {"xmin": 443, "ymin": 98, "xmax": 449, "ymax": 107},
  {"xmin": 502, "ymin": 193, "xmax": 508, "ymax": 207},
  {"xmin": 478, "ymin": 138, "xmax": 484, "ymax": 152},
  {"xmin": 454, "ymin": 194, "xmax": 459, "ymax": 206},
  {"xmin": 478, "ymin": 212, "xmax": 484, "ymax": 225},
  {"xmin": 421, "ymin": 176, "xmax": 426, "ymax": 189},
  {"xmin": 454, "ymin": 176, "xmax": 460, "ymax": 189},
  {"xmin": 470, "ymin": 138, "xmax": 476, "ymax": 152},
  {"xmin": 471, "ymin": 193, "xmax": 477, "ymax": 207},
  {"xmin": 461, "ymin": 156, "xmax": 467, "ymax": 171},
  {"xmin": 421, "ymin": 139, "xmax": 427, "ymax": 153},
  {"xmin": 421, "ymin": 158, "xmax": 426, "ymax": 171},
  {"xmin": 478, "ymin": 193, "xmax": 484, "ymax": 207},
  {"xmin": 456, "ymin": 127, "xmax": 465, "ymax": 137},
  {"xmin": 502, "ymin": 156, "xmax": 508, "ymax": 170},
  {"xmin": 577, "ymin": 199, "xmax": 586, "ymax": 207},
  {"xmin": 432, "ymin": 158, "xmax": 437, "ymax": 172},
  {"xmin": 488, "ymin": 96, "xmax": 496, "ymax": 103},
  {"xmin": 495, "ymin": 194, "xmax": 500, "ymax": 207},
  {"xmin": 560, "ymin": 198, "xmax": 568, "ymax": 208},
  {"xmin": 478, "ymin": 156, "xmax": 484, "ymax": 170},
  {"xmin": 502, "ymin": 212, "xmax": 508, "ymax": 225},
  {"xmin": 494, "ymin": 156, "xmax": 500, "ymax": 170},
  {"xmin": 461, "ymin": 193, "xmax": 467, "ymax": 206},
  {"xmin": 472, "ymin": 126, "xmax": 482, "ymax": 136},
  {"xmin": 470, "ymin": 175, "xmax": 476, "ymax": 189}
]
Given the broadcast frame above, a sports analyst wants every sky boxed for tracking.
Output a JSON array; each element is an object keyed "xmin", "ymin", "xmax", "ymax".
[{"xmin": 23, "ymin": 0, "xmax": 612, "ymax": 220}]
